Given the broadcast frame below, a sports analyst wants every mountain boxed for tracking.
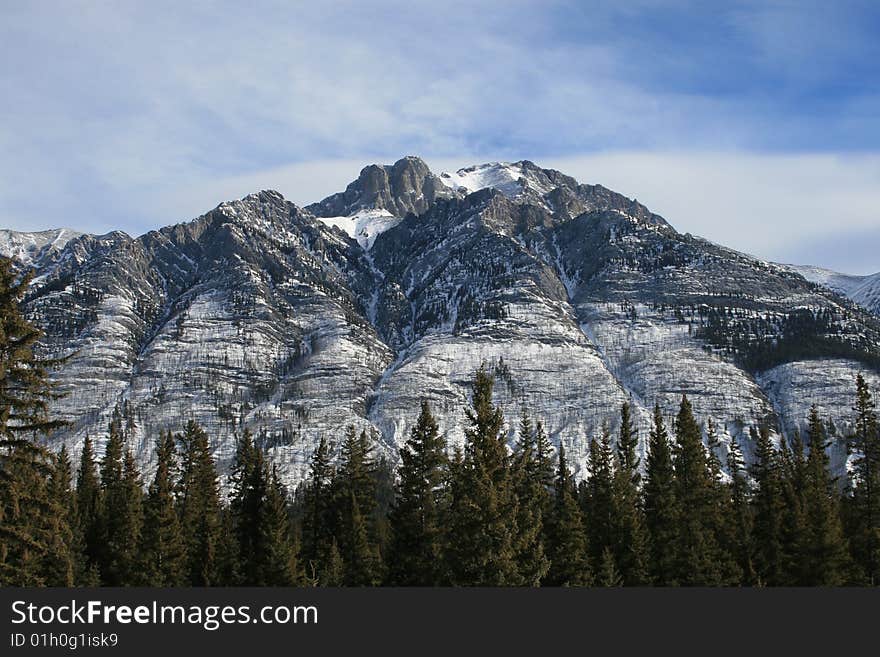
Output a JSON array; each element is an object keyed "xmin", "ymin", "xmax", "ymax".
[
  {"xmin": 3, "ymin": 157, "xmax": 879, "ymax": 486},
  {"xmin": 786, "ymin": 264, "xmax": 880, "ymax": 316},
  {"xmin": 0, "ymin": 228, "xmax": 82, "ymax": 270}
]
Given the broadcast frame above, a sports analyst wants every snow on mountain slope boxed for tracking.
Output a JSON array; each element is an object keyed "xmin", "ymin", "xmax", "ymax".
[
  {"xmin": 0, "ymin": 228, "xmax": 83, "ymax": 268},
  {"xmin": 787, "ymin": 264, "xmax": 880, "ymax": 315},
  {"xmin": 8, "ymin": 157, "xmax": 880, "ymax": 487},
  {"xmin": 317, "ymin": 209, "xmax": 401, "ymax": 250},
  {"xmin": 440, "ymin": 162, "xmax": 552, "ymax": 198}
]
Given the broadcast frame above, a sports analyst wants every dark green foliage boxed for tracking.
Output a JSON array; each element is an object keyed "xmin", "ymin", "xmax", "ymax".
[
  {"xmin": 726, "ymin": 436, "xmax": 755, "ymax": 584},
  {"xmin": 333, "ymin": 426, "xmax": 382, "ymax": 585},
  {"xmin": 139, "ymin": 431, "xmax": 185, "ymax": 586},
  {"xmin": 74, "ymin": 435, "xmax": 100, "ymax": 584},
  {"xmin": 545, "ymin": 443, "xmax": 592, "ymax": 586},
  {"xmin": 388, "ymin": 401, "xmax": 447, "ymax": 585},
  {"xmin": 583, "ymin": 429, "xmax": 615, "ymax": 569},
  {"xmin": 97, "ymin": 418, "xmax": 143, "ymax": 586},
  {"xmin": 672, "ymin": 395, "xmax": 726, "ymax": 585},
  {"xmin": 178, "ymin": 420, "xmax": 223, "ymax": 586},
  {"xmin": 299, "ymin": 435, "xmax": 336, "ymax": 584},
  {"xmin": 43, "ymin": 446, "xmax": 75, "ymax": 586},
  {"xmin": 229, "ymin": 430, "xmax": 264, "ymax": 584},
  {"xmin": 256, "ymin": 465, "xmax": 301, "ymax": 586},
  {"xmin": 0, "ymin": 259, "xmax": 68, "ymax": 585},
  {"xmin": 445, "ymin": 367, "xmax": 521, "ymax": 585},
  {"xmin": 750, "ymin": 425, "xmax": 785, "ymax": 585},
  {"xmin": 597, "ymin": 546, "xmax": 622, "ymax": 587},
  {"xmin": 643, "ymin": 404, "xmax": 678, "ymax": 585},
  {"xmin": 5, "ymin": 347, "xmax": 880, "ymax": 588},
  {"xmin": 510, "ymin": 408, "xmax": 550, "ymax": 586},
  {"xmin": 846, "ymin": 374, "xmax": 880, "ymax": 583},
  {"xmin": 613, "ymin": 403, "xmax": 649, "ymax": 585},
  {"xmin": 799, "ymin": 407, "xmax": 850, "ymax": 585}
]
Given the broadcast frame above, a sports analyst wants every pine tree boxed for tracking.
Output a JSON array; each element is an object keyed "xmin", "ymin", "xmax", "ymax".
[
  {"xmin": 726, "ymin": 436, "xmax": 755, "ymax": 584},
  {"xmin": 321, "ymin": 538, "xmax": 344, "ymax": 586},
  {"xmin": 341, "ymin": 491, "xmax": 380, "ymax": 586},
  {"xmin": 750, "ymin": 425, "xmax": 785, "ymax": 586},
  {"xmin": 334, "ymin": 427, "xmax": 381, "ymax": 585},
  {"xmin": 43, "ymin": 446, "xmax": 75, "ymax": 586},
  {"xmin": 847, "ymin": 374, "xmax": 880, "ymax": 583},
  {"xmin": 98, "ymin": 419, "xmax": 143, "ymax": 585},
  {"xmin": 300, "ymin": 435, "xmax": 335, "ymax": 584},
  {"xmin": 583, "ymin": 428, "xmax": 615, "ymax": 569},
  {"xmin": 800, "ymin": 407, "xmax": 850, "ymax": 585},
  {"xmin": 704, "ymin": 419, "xmax": 742, "ymax": 585},
  {"xmin": 0, "ymin": 259, "xmax": 66, "ymax": 585},
  {"xmin": 777, "ymin": 433, "xmax": 807, "ymax": 584},
  {"xmin": 229, "ymin": 430, "xmax": 264, "ymax": 585},
  {"xmin": 139, "ymin": 430, "xmax": 185, "ymax": 586},
  {"xmin": 74, "ymin": 434, "xmax": 101, "ymax": 584},
  {"xmin": 672, "ymin": 395, "xmax": 722, "ymax": 585},
  {"xmin": 510, "ymin": 408, "xmax": 550, "ymax": 586},
  {"xmin": 178, "ymin": 420, "xmax": 223, "ymax": 586},
  {"xmin": 388, "ymin": 401, "xmax": 448, "ymax": 585},
  {"xmin": 445, "ymin": 367, "xmax": 521, "ymax": 585},
  {"xmin": 545, "ymin": 443, "xmax": 592, "ymax": 586},
  {"xmin": 597, "ymin": 546, "xmax": 623, "ymax": 587},
  {"xmin": 613, "ymin": 402, "xmax": 649, "ymax": 585},
  {"xmin": 255, "ymin": 465, "xmax": 300, "ymax": 586},
  {"xmin": 643, "ymin": 404, "xmax": 678, "ymax": 585}
]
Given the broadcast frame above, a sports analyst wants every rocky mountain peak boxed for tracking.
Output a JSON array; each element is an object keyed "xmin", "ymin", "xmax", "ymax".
[{"xmin": 306, "ymin": 155, "xmax": 456, "ymax": 219}]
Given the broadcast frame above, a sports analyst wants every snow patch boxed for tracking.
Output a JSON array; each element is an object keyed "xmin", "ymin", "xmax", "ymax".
[{"xmin": 318, "ymin": 209, "xmax": 402, "ymax": 250}]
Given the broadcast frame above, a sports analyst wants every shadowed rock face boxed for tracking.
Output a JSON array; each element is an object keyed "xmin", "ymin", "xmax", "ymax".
[{"xmin": 4, "ymin": 157, "xmax": 880, "ymax": 486}]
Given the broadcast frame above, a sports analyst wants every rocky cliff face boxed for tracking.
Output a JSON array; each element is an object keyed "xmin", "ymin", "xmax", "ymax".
[{"xmin": 4, "ymin": 157, "xmax": 880, "ymax": 485}]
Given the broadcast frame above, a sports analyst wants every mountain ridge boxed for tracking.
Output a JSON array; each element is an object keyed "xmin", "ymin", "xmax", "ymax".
[{"xmin": 2, "ymin": 156, "xmax": 879, "ymax": 487}]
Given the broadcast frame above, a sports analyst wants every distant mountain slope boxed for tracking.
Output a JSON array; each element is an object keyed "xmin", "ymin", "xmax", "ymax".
[{"xmin": 787, "ymin": 264, "xmax": 880, "ymax": 316}]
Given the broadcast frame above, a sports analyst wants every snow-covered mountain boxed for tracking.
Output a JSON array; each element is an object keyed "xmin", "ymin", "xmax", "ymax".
[
  {"xmin": 2, "ymin": 157, "xmax": 879, "ymax": 486},
  {"xmin": 787, "ymin": 264, "xmax": 880, "ymax": 316},
  {"xmin": 0, "ymin": 228, "xmax": 82, "ymax": 269}
]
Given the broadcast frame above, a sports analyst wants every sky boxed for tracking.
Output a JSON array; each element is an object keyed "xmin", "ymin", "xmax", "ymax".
[{"xmin": 1, "ymin": 0, "xmax": 878, "ymax": 273}]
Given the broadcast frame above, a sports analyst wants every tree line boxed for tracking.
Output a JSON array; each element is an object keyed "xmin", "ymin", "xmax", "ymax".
[{"xmin": 2, "ymin": 257, "xmax": 880, "ymax": 586}]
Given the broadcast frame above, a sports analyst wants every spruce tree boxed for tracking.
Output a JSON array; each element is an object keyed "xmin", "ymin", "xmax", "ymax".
[
  {"xmin": 334, "ymin": 427, "xmax": 381, "ymax": 585},
  {"xmin": 726, "ymin": 436, "xmax": 755, "ymax": 584},
  {"xmin": 255, "ymin": 465, "xmax": 300, "ymax": 586},
  {"xmin": 388, "ymin": 401, "xmax": 448, "ymax": 585},
  {"xmin": 613, "ymin": 402, "xmax": 649, "ymax": 585},
  {"xmin": 139, "ymin": 430, "xmax": 185, "ymax": 586},
  {"xmin": 229, "ymin": 430, "xmax": 264, "ymax": 584},
  {"xmin": 0, "ymin": 259, "xmax": 66, "ymax": 585},
  {"xmin": 98, "ymin": 419, "xmax": 143, "ymax": 585},
  {"xmin": 643, "ymin": 404, "xmax": 678, "ymax": 585},
  {"xmin": 800, "ymin": 407, "xmax": 850, "ymax": 585},
  {"xmin": 74, "ymin": 434, "xmax": 101, "ymax": 584},
  {"xmin": 704, "ymin": 419, "xmax": 741, "ymax": 585},
  {"xmin": 583, "ymin": 429, "xmax": 615, "ymax": 568},
  {"xmin": 178, "ymin": 420, "xmax": 223, "ymax": 586},
  {"xmin": 597, "ymin": 546, "xmax": 623, "ymax": 587},
  {"xmin": 43, "ymin": 446, "xmax": 75, "ymax": 586},
  {"xmin": 300, "ymin": 435, "xmax": 335, "ymax": 584},
  {"xmin": 750, "ymin": 425, "xmax": 785, "ymax": 586},
  {"xmin": 510, "ymin": 408, "xmax": 550, "ymax": 586},
  {"xmin": 545, "ymin": 443, "xmax": 592, "ymax": 586},
  {"xmin": 847, "ymin": 374, "xmax": 880, "ymax": 583},
  {"xmin": 445, "ymin": 367, "xmax": 521, "ymax": 585},
  {"xmin": 777, "ymin": 433, "xmax": 807, "ymax": 584},
  {"xmin": 671, "ymin": 395, "xmax": 722, "ymax": 585}
]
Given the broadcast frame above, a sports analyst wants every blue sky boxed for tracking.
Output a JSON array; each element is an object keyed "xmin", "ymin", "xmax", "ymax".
[{"xmin": 1, "ymin": 0, "xmax": 878, "ymax": 273}]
